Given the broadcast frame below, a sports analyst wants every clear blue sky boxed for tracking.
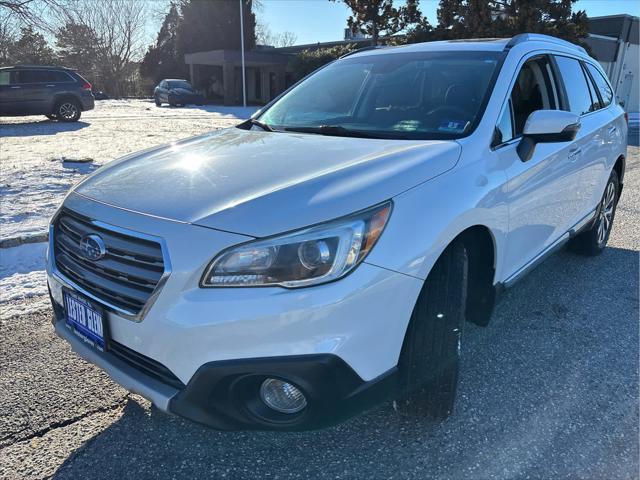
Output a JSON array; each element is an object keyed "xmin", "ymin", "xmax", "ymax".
[{"xmin": 259, "ymin": 0, "xmax": 640, "ymax": 45}]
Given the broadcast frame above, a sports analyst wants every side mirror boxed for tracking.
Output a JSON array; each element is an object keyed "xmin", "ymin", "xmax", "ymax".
[{"xmin": 516, "ymin": 110, "xmax": 581, "ymax": 162}]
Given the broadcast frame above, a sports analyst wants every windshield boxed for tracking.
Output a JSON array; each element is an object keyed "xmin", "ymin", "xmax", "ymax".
[
  {"xmin": 168, "ymin": 81, "xmax": 193, "ymax": 90},
  {"xmin": 258, "ymin": 51, "xmax": 504, "ymax": 140}
]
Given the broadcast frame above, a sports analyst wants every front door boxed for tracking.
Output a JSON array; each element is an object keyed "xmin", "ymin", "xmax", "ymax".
[{"xmin": 494, "ymin": 54, "xmax": 585, "ymax": 280}]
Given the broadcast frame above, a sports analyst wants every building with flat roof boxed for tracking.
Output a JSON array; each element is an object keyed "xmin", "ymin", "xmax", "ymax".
[{"xmin": 584, "ymin": 14, "xmax": 639, "ymax": 118}]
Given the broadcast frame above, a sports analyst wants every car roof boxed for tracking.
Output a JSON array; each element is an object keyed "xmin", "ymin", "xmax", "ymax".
[
  {"xmin": 163, "ymin": 78, "xmax": 189, "ymax": 82},
  {"xmin": 0, "ymin": 65, "xmax": 75, "ymax": 71},
  {"xmin": 345, "ymin": 33, "xmax": 586, "ymax": 58}
]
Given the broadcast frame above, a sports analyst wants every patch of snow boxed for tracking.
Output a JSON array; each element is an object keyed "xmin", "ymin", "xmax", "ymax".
[
  {"xmin": 0, "ymin": 100, "xmax": 257, "ymax": 314},
  {"xmin": 0, "ymin": 242, "xmax": 48, "ymax": 318},
  {"xmin": 0, "ymin": 99, "xmax": 257, "ymax": 243}
]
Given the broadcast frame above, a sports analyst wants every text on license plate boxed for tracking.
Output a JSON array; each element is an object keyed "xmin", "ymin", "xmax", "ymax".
[{"xmin": 64, "ymin": 291, "xmax": 106, "ymax": 351}]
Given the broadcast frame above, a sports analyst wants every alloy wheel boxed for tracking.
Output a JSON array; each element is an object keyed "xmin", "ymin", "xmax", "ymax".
[
  {"xmin": 59, "ymin": 102, "xmax": 78, "ymax": 120},
  {"xmin": 597, "ymin": 181, "xmax": 616, "ymax": 245}
]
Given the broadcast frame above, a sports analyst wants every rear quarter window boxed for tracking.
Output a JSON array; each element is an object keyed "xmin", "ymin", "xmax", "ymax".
[
  {"xmin": 585, "ymin": 63, "xmax": 614, "ymax": 107},
  {"xmin": 47, "ymin": 70, "xmax": 74, "ymax": 83}
]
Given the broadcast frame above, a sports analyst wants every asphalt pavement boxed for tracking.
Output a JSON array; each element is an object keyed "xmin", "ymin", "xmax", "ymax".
[{"xmin": 1, "ymin": 140, "xmax": 638, "ymax": 480}]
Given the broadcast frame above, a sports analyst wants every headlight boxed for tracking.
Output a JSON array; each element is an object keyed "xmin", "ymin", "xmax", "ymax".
[{"xmin": 201, "ymin": 201, "xmax": 392, "ymax": 288}]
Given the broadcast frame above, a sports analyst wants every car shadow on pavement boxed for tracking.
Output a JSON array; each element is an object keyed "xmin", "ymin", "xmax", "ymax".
[
  {"xmin": 0, "ymin": 120, "xmax": 89, "ymax": 137},
  {"xmin": 52, "ymin": 245, "xmax": 639, "ymax": 480}
]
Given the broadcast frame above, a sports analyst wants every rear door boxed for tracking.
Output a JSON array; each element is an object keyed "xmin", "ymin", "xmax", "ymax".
[
  {"xmin": 582, "ymin": 61, "xmax": 620, "ymax": 208},
  {"xmin": 15, "ymin": 69, "xmax": 51, "ymax": 113},
  {"xmin": 494, "ymin": 54, "xmax": 586, "ymax": 280}
]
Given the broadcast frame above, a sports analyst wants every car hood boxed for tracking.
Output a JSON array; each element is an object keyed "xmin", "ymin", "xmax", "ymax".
[
  {"xmin": 75, "ymin": 128, "xmax": 461, "ymax": 237},
  {"xmin": 170, "ymin": 88, "xmax": 196, "ymax": 95}
]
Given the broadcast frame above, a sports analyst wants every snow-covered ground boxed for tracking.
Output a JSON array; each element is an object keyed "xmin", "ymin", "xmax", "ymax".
[{"xmin": 0, "ymin": 99, "xmax": 256, "ymax": 317}]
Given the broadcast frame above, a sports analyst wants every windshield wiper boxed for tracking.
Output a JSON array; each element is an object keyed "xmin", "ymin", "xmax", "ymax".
[
  {"xmin": 283, "ymin": 124, "xmax": 409, "ymax": 140},
  {"xmin": 240, "ymin": 118, "xmax": 276, "ymax": 132}
]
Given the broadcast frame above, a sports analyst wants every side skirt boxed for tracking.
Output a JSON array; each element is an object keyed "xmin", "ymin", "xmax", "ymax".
[{"xmin": 495, "ymin": 208, "xmax": 598, "ymax": 295}]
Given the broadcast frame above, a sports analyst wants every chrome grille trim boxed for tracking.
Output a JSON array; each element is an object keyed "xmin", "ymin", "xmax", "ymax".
[{"xmin": 50, "ymin": 209, "xmax": 172, "ymax": 321}]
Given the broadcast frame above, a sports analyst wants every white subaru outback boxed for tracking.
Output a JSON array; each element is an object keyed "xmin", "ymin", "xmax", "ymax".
[{"xmin": 47, "ymin": 34, "xmax": 627, "ymax": 430}]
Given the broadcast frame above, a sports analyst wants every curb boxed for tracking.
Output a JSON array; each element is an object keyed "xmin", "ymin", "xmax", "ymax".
[{"xmin": 0, "ymin": 233, "xmax": 49, "ymax": 249}]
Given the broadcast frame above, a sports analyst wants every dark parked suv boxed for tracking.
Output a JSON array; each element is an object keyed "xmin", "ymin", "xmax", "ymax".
[{"xmin": 0, "ymin": 65, "xmax": 94, "ymax": 122}]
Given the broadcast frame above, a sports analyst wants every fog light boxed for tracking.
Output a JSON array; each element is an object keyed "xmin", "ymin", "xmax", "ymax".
[{"xmin": 259, "ymin": 378, "xmax": 307, "ymax": 414}]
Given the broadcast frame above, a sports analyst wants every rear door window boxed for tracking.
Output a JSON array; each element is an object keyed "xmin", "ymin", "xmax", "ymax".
[
  {"xmin": 17, "ymin": 70, "xmax": 47, "ymax": 84},
  {"xmin": 553, "ymin": 56, "xmax": 595, "ymax": 116},
  {"xmin": 584, "ymin": 63, "xmax": 614, "ymax": 107},
  {"xmin": 0, "ymin": 71, "xmax": 10, "ymax": 85}
]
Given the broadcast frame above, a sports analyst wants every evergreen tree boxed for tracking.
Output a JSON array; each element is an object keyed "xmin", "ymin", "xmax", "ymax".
[
  {"xmin": 436, "ymin": 0, "xmax": 588, "ymax": 44},
  {"xmin": 140, "ymin": 4, "xmax": 185, "ymax": 83},
  {"xmin": 177, "ymin": 0, "xmax": 256, "ymax": 54},
  {"xmin": 9, "ymin": 26, "xmax": 55, "ymax": 64},
  {"xmin": 56, "ymin": 23, "xmax": 99, "ymax": 77},
  {"xmin": 333, "ymin": 0, "xmax": 422, "ymax": 46}
]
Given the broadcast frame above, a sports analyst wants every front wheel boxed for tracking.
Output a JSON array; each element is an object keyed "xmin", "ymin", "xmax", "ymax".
[
  {"xmin": 568, "ymin": 170, "xmax": 619, "ymax": 256},
  {"xmin": 155, "ymin": 96, "xmax": 161, "ymax": 107},
  {"xmin": 55, "ymin": 99, "xmax": 81, "ymax": 122},
  {"xmin": 396, "ymin": 240, "xmax": 468, "ymax": 419},
  {"xmin": 45, "ymin": 113, "xmax": 58, "ymax": 120}
]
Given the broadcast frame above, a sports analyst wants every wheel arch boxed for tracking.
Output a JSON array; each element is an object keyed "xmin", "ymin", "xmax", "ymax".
[
  {"xmin": 423, "ymin": 224, "xmax": 498, "ymax": 327},
  {"xmin": 52, "ymin": 93, "xmax": 81, "ymax": 110},
  {"xmin": 613, "ymin": 154, "xmax": 625, "ymax": 194}
]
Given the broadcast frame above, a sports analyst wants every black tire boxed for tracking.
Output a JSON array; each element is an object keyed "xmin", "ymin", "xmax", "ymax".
[
  {"xmin": 568, "ymin": 169, "xmax": 619, "ymax": 256},
  {"xmin": 45, "ymin": 113, "xmax": 58, "ymax": 120},
  {"xmin": 396, "ymin": 240, "xmax": 468, "ymax": 419},
  {"xmin": 155, "ymin": 96, "xmax": 161, "ymax": 107},
  {"xmin": 55, "ymin": 99, "xmax": 81, "ymax": 122}
]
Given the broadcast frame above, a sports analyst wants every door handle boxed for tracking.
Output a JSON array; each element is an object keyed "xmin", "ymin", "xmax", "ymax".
[
  {"xmin": 45, "ymin": 84, "xmax": 55, "ymax": 87},
  {"xmin": 10, "ymin": 86, "xmax": 21, "ymax": 89},
  {"xmin": 568, "ymin": 148, "xmax": 582, "ymax": 162}
]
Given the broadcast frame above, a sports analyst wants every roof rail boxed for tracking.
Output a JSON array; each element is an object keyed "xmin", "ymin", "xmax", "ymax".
[
  {"xmin": 505, "ymin": 33, "xmax": 587, "ymax": 54},
  {"xmin": 339, "ymin": 45, "xmax": 385, "ymax": 59}
]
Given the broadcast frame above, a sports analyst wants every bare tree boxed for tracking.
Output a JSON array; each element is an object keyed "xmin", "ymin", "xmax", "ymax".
[
  {"xmin": 0, "ymin": 0, "xmax": 69, "ymax": 30},
  {"xmin": 0, "ymin": 10, "xmax": 17, "ymax": 64},
  {"xmin": 277, "ymin": 31, "xmax": 297, "ymax": 47},
  {"xmin": 256, "ymin": 20, "xmax": 297, "ymax": 47},
  {"xmin": 59, "ymin": 0, "xmax": 147, "ymax": 97}
]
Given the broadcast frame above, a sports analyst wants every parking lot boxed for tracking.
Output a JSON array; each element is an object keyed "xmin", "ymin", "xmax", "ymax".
[{"xmin": 0, "ymin": 102, "xmax": 638, "ymax": 479}]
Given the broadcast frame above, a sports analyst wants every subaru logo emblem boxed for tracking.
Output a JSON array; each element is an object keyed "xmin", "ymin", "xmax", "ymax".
[{"xmin": 79, "ymin": 234, "xmax": 106, "ymax": 261}]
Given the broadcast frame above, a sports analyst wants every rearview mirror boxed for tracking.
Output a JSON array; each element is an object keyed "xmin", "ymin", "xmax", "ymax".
[{"xmin": 517, "ymin": 110, "xmax": 581, "ymax": 162}]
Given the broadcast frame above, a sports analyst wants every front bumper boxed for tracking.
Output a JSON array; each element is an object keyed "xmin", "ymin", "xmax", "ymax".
[
  {"xmin": 168, "ymin": 94, "xmax": 204, "ymax": 105},
  {"xmin": 52, "ymin": 305, "xmax": 396, "ymax": 430},
  {"xmin": 47, "ymin": 193, "xmax": 422, "ymax": 429}
]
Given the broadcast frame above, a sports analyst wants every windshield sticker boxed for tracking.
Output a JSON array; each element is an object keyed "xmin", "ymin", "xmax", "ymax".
[{"xmin": 438, "ymin": 120, "xmax": 468, "ymax": 133}]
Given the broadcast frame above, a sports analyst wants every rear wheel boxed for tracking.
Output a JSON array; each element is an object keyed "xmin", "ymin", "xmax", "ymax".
[
  {"xmin": 568, "ymin": 170, "xmax": 619, "ymax": 256},
  {"xmin": 55, "ymin": 99, "xmax": 81, "ymax": 122},
  {"xmin": 396, "ymin": 240, "xmax": 468, "ymax": 419}
]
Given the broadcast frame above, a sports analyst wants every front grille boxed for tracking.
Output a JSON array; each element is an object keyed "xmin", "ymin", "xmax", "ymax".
[
  {"xmin": 109, "ymin": 341, "xmax": 185, "ymax": 389},
  {"xmin": 53, "ymin": 209, "xmax": 166, "ymax": 315}
]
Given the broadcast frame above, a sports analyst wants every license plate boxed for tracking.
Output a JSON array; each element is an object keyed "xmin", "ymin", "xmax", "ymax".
[{"xmin": 63, "ymin": 289, "xmax": 108, "ymax": 352}]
